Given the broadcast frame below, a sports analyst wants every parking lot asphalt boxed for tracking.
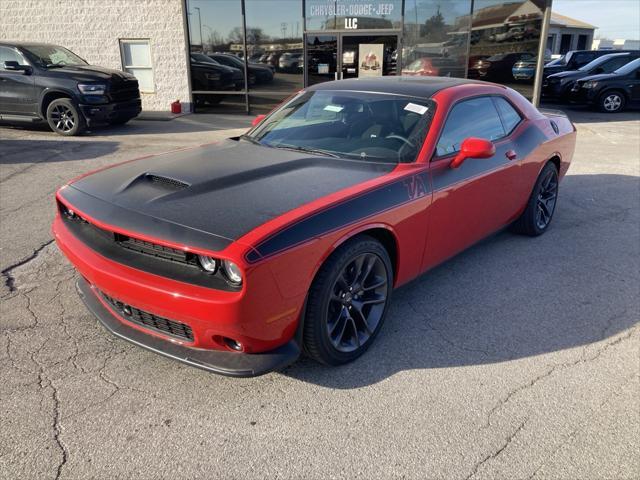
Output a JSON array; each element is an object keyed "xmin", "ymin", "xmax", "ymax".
[{"xmin": 1, "ymin": 107, "xmax": 638, "ymax": 479}]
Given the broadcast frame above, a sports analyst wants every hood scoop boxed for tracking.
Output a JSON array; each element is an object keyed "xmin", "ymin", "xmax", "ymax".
[{"xmin": 144, "ymin": 174, "xmax": 190, "ymax": 190}]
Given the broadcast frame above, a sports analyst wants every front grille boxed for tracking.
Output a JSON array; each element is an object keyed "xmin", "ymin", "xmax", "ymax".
[
  {"xmin": 110, "ymin": 79, "xmax": 140, "ymax": 102},
  {"xmin": 101, "ymin": 291, "xmax": 194, "ymax": 341},
  {"xmin": 58, "ymin": 200, "xmax": 240, "ymax": 291}
]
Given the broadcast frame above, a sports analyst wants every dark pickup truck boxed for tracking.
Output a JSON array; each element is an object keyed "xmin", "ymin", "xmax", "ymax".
[{"xmin": 0, "ymin": 42, "xmax": 141, "ymax": 135}]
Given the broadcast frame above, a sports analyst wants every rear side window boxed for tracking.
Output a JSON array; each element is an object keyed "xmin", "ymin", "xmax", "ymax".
[
  {"xmin": 436, "ymin": 97, "xmax": 505, "ymax": 156},
  {"xmin": 493, "ymin": 97, "xmax": 522, "ymax": 135}
]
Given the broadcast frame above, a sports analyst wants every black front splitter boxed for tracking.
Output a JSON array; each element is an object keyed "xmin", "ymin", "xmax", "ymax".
[{"xmin": 76, "ymin": 277, "xmax": 300, "ymax": 377}]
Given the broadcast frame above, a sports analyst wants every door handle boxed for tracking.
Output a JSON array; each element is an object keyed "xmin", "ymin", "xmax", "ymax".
[{"xmin": 505, "ymin": 150, "xmax": 517, "ymax": 161}]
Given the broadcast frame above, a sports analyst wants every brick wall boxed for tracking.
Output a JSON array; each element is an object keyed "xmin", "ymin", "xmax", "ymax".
[{"xmin": 1, "ymin": 0, "xmax": 191, "ymax": 111}]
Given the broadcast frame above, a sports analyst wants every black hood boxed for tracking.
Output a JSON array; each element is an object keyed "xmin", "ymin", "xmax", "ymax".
[
  {"xmin": 46, "ymin": 64, "xmax": 136, "ymax": 82},
  {"xmin": 67, "ymin": 139, "xmax": 395, "ymax": 248},
  {"xmin": 548, "ymin": 70, "xmax": 586, "ymax": 81}
]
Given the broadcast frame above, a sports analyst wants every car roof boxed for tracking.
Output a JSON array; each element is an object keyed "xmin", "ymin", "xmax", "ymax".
[
  {"xmin": 0, "ymin": 41, "xmax": 60, "ymax": 48},
  {"xmin": 307, "ymin": 76, "xmax": 496, "ymax": 98}
]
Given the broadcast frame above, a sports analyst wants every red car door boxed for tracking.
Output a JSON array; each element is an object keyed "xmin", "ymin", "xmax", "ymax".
[{"xmin": 421, "ymin": 95, "xmax": 529, "ymax": 271}]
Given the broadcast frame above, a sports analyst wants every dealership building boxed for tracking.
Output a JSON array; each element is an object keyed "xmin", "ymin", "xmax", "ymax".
[{"xmin": 3, "ymin": 0, "xmax": 565, "ymax": 113}]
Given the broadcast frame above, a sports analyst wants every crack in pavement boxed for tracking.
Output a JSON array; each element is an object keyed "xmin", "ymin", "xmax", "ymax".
[
  {"xmin": 526, "ymin": 372, "xmax": 639, "ymax": 480},
  {"xmin": 1, "ymin": 239, "xmax": 55, "ymax": 293},
  {"xmin": 464, "ymin": 419, "xmax": 528, "ymax": 480},
  {"xmin": 483, "ymin": 324, "xmax": 637, "ymax": 429}
]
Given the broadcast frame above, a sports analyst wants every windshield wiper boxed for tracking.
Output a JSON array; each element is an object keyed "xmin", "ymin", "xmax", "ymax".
[
  {"xmin": 45, "ymin": 62, "xmax": 66, "ymax": 68},
  {"xmin": 272, "ymin": 143, "xmax": 340, "ymax": 158}
]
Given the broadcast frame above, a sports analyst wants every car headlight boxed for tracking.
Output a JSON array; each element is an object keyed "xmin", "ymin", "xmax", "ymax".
[
  {"xmin": 222, "ymin": 260, "xmax": 243, "ymax": 285},
  {"xmin": 583, "ymin": 80, "xmax": 598, "ymax": 89},
  {"xmin": 78, "ymin": 83, "xmax": 106, "ymax": 95},
  {"xmin": 197, "ymin": 255, "xmax": 219, "ymax": 274}
]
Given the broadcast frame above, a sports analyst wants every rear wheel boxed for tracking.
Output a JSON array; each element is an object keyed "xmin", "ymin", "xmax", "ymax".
[
  {"xmin": 46, "ymin": 98, "xmax": 85, "ymax": 136},
  {"xmin": 598, "ymin": 90, "xmax": 626, "ymax": 113},
  {"xmin": 511, "ymin": 162, "xmax": 559, "ymax": 236},
  {"xmin": 303, "ymin": 236, "xmax": 393, "ymax": 366}
]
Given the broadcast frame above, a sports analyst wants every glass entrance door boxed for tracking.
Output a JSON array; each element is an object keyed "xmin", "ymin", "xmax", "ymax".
[{"xmin": 305, "ymin": 33, "xmax": 398, "ymax": 85}]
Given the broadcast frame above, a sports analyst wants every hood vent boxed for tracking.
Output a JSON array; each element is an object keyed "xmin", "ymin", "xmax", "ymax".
[{"xmin": 145, "ymin": 174, "xmax": 190, "ymax": 190}]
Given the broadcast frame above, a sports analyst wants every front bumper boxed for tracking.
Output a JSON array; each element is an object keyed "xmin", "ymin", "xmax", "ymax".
[
  {"xmin": 568, "ymin": 86, "xmax": 597, "ymax": 105},
  {"xmin": 79, "ymin": 98, "xmax": 141, "ymax": 126},
  {"xmin": 76, "ymin": 277, "xmax": 300, "ymax": 377}
]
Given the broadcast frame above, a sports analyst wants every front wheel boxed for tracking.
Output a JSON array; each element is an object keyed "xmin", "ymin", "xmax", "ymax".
[
  {"xmin": 303, "ymin": 236, "xmax": 393, "ymax": 366},
  {"xmin": 511, "ymin": 162, "xmax": 559, "ymax": 236},
  {"xmin": 46, "ymin": 98, "xmax": 86, "ymax": 136},
  {"xmin": 598, "ymin": 91, "xmax": 625, "ymax": 113}
]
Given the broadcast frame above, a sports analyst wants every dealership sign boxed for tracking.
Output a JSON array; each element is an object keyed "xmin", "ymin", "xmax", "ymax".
[{"xmin": 308, "ymin": 2, "xmax": 395, "ymax": 18}]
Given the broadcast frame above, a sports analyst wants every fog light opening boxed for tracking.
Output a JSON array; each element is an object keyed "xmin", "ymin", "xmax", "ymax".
[{"xmin": 224, "ymin": 337, "xmax": 243, "ymax": 352}]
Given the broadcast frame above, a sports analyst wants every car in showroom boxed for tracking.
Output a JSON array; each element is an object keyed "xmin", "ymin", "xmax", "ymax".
[
  {"xmin": 208, "ymin": 53, "xmax": 274, "ymax": 85},
  {"xmin": 569, "ymin": 57, "xmax": 640, "ymax": 112},
  {"xmin": 53, "ymin": 77, "xmax": 576, "ymax": 376},
  {"xmin": 0, "ymin": 42, "xmax": 141, "ymax": 135},
  {"xmin": 542, "ymin": 52, "xmax": 639, "ymax": 101},
  {"xmin": 401, "ymin": 57, "xmax": 466, "ymax": 78}
]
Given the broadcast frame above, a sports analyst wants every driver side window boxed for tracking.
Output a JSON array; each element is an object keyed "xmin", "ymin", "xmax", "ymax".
[
  {"xmin": 0, "ymin": 47, "xmax": 26, "ymax": 71},
  {"xmin": 436, "ymin": 96, "xmax": 505, "ymax": 156}
]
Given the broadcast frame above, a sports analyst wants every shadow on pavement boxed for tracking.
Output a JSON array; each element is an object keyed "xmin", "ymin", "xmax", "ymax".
[
  {"xmin": 0, "ymin": 139, "xmax": 119, "ymax": 164},
  {"xmin": 281, "ymin": 173, "xmax": 639, "ymax": 388}
]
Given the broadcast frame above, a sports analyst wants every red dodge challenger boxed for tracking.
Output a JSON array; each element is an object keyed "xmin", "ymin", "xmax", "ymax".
[{"xmin": 53, "ymin": 77, "xmax": 576, "ymax": 376}]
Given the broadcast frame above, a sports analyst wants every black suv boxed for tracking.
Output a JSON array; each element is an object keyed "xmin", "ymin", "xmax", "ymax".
[
  {"xmin": 0, "ymin": 42, "xmax": 141, "ymax": 135},
  {"xmin": 543, "ymin": 49, "xmax": 639, "ymax": 79},
  {"xmin": 569, "ymin": 57, "xmax": 640, "ymax": 112},
  {"xmin": 542, "ymin": 52, "xmax": 639, "ymax": 101}
]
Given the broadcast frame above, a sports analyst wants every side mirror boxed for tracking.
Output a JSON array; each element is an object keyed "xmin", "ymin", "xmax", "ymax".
[
  {"xmin": 593, "ymin": 67, "xmax": 605, "ymax": 74},
  {"xmin": 450, "ymin": 137, "xmax": 496, "ymax": 169},
  {"xmin": 3, "ymin": 61, "xmax": 31, "ymax": 74},
  {"xmin": 251, "ymin": 114, "xmax": 266, "ymax": 127}
]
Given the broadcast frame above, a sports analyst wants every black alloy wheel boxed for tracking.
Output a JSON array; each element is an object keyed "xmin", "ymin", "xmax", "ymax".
[
  {"xmin": 46, "ymin": 98, "xmax": 85, "ymax": 136},
  {"xmin": 327, "ymin": 252, "xmax": 389, "ymax": 353},
  {"xmin": 511, "ymin": 161, "xmax": 559, "ymax": 236},
  {"xmin": 303, "ymin": 236, "xmax": 393, "ymax": 365},
  {"xmin": 535, "ymin": 167, "xmax": 559, "ymax": 230}
]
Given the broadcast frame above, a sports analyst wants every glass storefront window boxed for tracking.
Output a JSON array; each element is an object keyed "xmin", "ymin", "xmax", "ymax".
[
  {"xmin": 468, "ymin": 0, "xmax": 544, "ymax": 99},
  {"xmin": 245, "ymin": 0, "xmax": 303, "ymax": 100},
  {"xmin": 402, "ymin": 0, "xmax": 472, "ymax": 78},
  {"xmin": 186, "ymin": 0, "xmax": 246, "ymax": 111},
  {"xmin": 305, "ymin": 0, "xmax": 402, "ymax": 31}
]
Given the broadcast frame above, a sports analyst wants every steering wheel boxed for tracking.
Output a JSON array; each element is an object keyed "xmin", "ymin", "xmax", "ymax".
[{"xmin": 385, "ymin": 134, "xmax": 415, "ymax": 148}]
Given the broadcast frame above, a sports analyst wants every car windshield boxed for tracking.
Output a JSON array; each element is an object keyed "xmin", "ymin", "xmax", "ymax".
[
  {"xmin": 245, "ymin": 90, "xmax": 435, "ymax": 164},
  {"xmin": 192, "ymin": 53, "xmax": 218, "ymax": 64},
  {"xmin": 579, "ymin": 54, "xmax": 622, "ymax": 71},
  {"xmin": 548, "ymin": 55, "xmax": 567, "ymax": 66},
  {"xmin": 22, "ymin": 45, "xmax": 87, "ymax": 67},
  {"xmin": 613, "ymin": 57, "xmax": 640, "ymax": 75}
]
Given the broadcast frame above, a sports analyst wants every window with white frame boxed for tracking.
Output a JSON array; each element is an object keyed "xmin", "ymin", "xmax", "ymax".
[{"xmin": 119, "ymin": 39, "xmax": 154, "ymax": 93}]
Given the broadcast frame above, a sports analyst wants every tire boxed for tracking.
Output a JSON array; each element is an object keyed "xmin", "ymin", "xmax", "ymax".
[
  {"xmin": 511, "ymin": 162, "xmax": 559, "ymax": 236},
  {"xmin": 303, "ymin": 235, "xmax": 393, "ymax": 366},
  {"xmin": 107, "ymin": 117, "xmax": 130, "ymax": 126},
  {"xmin": 46, "ymin": 98, "xmax": 85, "ymax": 136},
  {"xmin": 598, "ymin": 90, "xmax": 626, "ymax": 113}
]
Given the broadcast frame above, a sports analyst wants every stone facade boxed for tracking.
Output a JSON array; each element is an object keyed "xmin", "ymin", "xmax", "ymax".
[{"xmin": 1, "ymin": 0, "xmax": 191, "ymax": 111}]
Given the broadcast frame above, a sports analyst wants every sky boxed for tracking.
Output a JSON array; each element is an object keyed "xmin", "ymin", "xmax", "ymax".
[{"xmin": 552, "ymin": 0, "xmax": 640, "ymax": 39}]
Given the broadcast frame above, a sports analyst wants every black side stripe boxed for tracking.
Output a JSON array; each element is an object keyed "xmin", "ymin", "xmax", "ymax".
[{"xmin": 245, "ymin": 171, "xmax": 431, "ymax": 263}]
